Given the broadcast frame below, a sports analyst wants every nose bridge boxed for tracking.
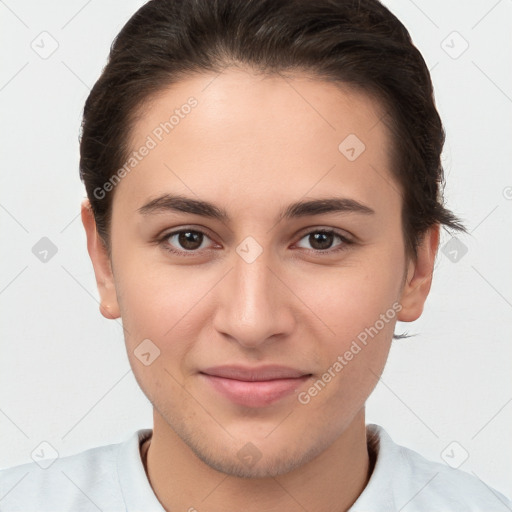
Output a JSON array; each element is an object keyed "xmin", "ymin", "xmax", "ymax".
[
  {"xmin": 235, "ymin": 250, "xmax": 274, "ymax": 317},
  {"xmin": 213, "ymin": 243, "xmax": 294, "ymax": 347}
]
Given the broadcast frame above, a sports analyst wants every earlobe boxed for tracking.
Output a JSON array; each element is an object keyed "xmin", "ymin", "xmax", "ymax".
[
  {"xmin": 81, "ymin": 198, "xmax": 121, "ymax": 320},
  {"xmin": 397, "ymin": 225, "xmax": 440, "ymax": 323}
]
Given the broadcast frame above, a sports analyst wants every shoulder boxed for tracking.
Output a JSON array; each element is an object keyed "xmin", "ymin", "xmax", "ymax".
[
  {"xmin": 0, "ymin": 429, "xmax": 151, "ymax": 512},
  {"xmin": 351, "ymin": 424, "xmax": 512, "ymax": 512}
]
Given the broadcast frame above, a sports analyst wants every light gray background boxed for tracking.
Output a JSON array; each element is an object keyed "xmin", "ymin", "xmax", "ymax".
[{"xmin": 1, "ymin": 0, "xmax": 511, "ymax": 500}]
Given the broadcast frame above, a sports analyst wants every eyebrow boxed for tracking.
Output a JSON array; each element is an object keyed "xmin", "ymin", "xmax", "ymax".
[{"xmin": 137, "ymin": 194, "xmax": 375, "ymax": 222}]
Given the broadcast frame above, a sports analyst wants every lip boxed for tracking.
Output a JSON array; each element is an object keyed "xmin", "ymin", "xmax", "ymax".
[{"xmin": 200, "ymin": 365, "xmax": 312, "ymax": 407}]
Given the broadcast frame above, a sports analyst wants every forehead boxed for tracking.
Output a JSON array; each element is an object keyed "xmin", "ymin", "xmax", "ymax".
[{"xmin": 116, "ymin": 67, "xmax": 399, "ymax": 221}]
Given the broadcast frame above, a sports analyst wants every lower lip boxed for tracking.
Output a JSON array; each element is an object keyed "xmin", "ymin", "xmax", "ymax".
[{"xmin": 201, "ymin": 374, "xmax": 311, "ymax": 408}]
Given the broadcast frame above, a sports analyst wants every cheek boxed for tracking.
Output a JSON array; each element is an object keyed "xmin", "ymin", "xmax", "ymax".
[
  {"xmin": 114, "ymin": 257, "xmax": 213, "ymax": 386},
  {"xmin": 299, "ymin": 259, "xmax": 402, "ymax": 348},
  {"xmin": 116, "ymin": 256, "xmax": 209, "ymax": 334},
  {"xmin": 115, "ymin": 264, "xmax": 204, "ymax": 406},
  {"xmin": 292, "ymin": 252, "xmax": 403, "ymax": 410},
  {"xmin": 296, "ymin": 268, "xmax": 399, "ymax": 419}
]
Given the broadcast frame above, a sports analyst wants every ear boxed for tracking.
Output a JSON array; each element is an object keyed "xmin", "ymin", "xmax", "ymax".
[
  {"xmin": 397, "ymin": 224, "xmax": 440, "ymax": 323},
  {"xmin": 81, "ymin": 198, "xmax": 120, "ymax": 320}
]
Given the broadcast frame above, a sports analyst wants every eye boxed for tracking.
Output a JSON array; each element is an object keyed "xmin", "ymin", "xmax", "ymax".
[
  {"xmin": 158, "ymin": 227, "xmax": 353, "ymax": 257},
  {"xmin": 295, "ymin": 229, "xmax": 352, "ymax": 253},
  {"xmin": 160, "ymin": 229, "xmax": 215, "ymax": 256}
]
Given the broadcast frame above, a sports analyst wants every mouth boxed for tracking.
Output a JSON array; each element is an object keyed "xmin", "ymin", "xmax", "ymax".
[{"xmin": 199, "ymin": 365, "xmax": 313, "ymax": 408}]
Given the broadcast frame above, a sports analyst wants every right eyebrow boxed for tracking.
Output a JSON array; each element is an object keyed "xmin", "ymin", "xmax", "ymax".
[
  {"xmin": 137, "ymin": 193, "xmax": 375, "ymax": 222},
  {"xmin": 137, "ymin": 194, "xmax": 229, "ymax": 221}
]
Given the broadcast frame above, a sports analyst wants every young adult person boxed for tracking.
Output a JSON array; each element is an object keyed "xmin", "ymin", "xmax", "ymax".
[{"xmin": 1, "ymin": 0, "xmax": 510, "ymax": 510}]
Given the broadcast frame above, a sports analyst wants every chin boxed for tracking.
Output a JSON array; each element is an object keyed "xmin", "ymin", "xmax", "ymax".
[{"xmin": 184, "ymin": 431, "xmax": 328, "ymax": 479}]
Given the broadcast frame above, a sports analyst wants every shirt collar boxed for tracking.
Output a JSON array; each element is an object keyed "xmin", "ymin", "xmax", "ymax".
[
  {"xmin": 117, "ymin": 428, "xmax": 165, "ymax": 511},
  {"xmin": 348, "ymin": 423, "xmax": 399, "ymax": 511},
  {"xmin": 116, "ymin": 424, "xmax": 396, "ymax": 511}
]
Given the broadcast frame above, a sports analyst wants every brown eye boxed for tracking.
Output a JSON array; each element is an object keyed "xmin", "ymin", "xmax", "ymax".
[
  {"xmin": 309, "ymin": 232, "xmax": 335, "ymax": 250},
  {"xmin": 176, "ymin": 231, "xmax": 203, "ymax": 250},
  {"xmin": 295, "ymin": 229, "xmax": 351, "ymax": 253},
  {"xmin": 164, "ymin": 230, "xmax": 210, "ymax": 253}
]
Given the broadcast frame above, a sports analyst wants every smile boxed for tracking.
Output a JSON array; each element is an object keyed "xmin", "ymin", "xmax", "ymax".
[{"xmin": 200, "ymin": 365, "xmax": 312, "ymax": 408}]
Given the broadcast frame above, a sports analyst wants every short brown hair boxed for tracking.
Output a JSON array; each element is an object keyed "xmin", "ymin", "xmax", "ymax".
[{"xmin": 79, "ymin": 0, "xmax": 465, "ymax": 258}]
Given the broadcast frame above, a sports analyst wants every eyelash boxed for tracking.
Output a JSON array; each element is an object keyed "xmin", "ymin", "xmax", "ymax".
[{"xmin": 157, "ymin": 228, "xmax": 353, "ymax": 257}]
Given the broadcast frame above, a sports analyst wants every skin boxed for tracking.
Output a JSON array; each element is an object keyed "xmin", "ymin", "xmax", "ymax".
[{"xmin": 82, "ymin": 67, "xmax": 439, "ymax": 512}]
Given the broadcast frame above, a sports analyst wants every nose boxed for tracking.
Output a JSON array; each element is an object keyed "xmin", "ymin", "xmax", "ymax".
[{"xmin": 212, "ymin": 248, "xmax": 296, "ymax": 350}]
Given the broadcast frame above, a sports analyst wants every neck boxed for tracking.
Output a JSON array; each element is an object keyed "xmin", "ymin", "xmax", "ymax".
[{"xmin": 142, "ymin": 408, "xmax": 372, "ymax": 512}]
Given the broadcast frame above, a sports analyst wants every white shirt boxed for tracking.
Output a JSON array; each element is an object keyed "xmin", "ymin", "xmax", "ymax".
[{"xmin": 0, "ymin": 424, "xmax": 510, "ymax": 511}]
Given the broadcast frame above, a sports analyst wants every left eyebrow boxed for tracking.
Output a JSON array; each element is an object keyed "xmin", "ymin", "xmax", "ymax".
[
  {"xmin": 280, "ymin": 197, "xmax": 375, "ymax": 220},
  {"xmin": 136, "ymin": 193, "xmax": 375, "ymax": 222}
]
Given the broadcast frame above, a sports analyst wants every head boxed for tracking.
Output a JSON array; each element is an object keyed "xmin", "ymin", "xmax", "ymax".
[{"xmin": 80, "ymin": 0, "xmax": 464, "ymax": 478}]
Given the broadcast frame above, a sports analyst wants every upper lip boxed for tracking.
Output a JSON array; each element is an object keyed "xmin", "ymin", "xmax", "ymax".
[{"xmin": 200, "ymin": 365, "xmax": 311, "ymax": 382}]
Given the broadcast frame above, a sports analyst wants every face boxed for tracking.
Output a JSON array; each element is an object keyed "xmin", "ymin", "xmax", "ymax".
[{"xmin": 83, "ymin": 68, "xmax": 437, "ymax": 478}]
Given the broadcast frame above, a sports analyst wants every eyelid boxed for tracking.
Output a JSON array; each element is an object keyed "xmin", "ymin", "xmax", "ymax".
[
  {"xmin": 157, "ymin": 225, "xmax": 355, "ymax": 256},
  {"xmin": 294, "ymin": 226, "xmax": 354, "ymax": 243},
  {"xmin": 157, "ymin": 226, "xmax": 219, "ymax": 252},
  {"xmin": 292, "ymin": 228, "xmax": 354, "ymax": 255},
  {"xmin": 158, "ymin": 224, "xmax": 216, "ymax": 240}
]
